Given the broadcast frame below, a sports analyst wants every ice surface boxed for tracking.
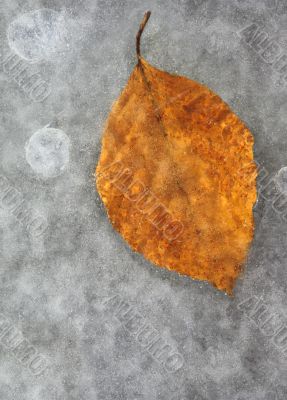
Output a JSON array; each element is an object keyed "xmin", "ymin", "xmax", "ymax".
[{"xmin": 0, "ymin": 0, "xmax": 286, "ymax": 399}]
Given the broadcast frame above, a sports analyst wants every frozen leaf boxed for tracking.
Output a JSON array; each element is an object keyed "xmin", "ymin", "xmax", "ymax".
[{"xmin": 96, "ymin": 12, "xmax": 257, "ymax": 295}]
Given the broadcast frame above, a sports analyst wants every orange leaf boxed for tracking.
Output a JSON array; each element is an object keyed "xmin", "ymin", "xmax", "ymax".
[{"xmin": 96, "ymin": 11, "xmax": 257, "ymax": 295}]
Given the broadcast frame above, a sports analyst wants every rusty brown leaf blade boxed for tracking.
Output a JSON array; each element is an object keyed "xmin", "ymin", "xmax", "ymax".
[{"xmin": 96, "ymin": 12, "xmax": 257, "ymax": 295}]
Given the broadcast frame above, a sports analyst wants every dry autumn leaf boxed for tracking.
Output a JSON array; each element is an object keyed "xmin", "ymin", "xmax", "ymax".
[{"xmin": 96, "ymin": 11, "xmax": 257, "ymax": 295}]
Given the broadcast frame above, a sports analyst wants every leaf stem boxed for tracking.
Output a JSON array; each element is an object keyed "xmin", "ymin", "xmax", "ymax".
[{"xmin": 136, "ymin": 11, "xmax": 151, "ymax": 62}]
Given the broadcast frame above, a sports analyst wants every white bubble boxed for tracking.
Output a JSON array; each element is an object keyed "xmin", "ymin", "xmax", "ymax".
[
  {"xmin": 25, "ymin": 127, "xmax": 70, "ymax": 178},
  {"xmin": 203, "ymin": 20, "xmax": 238, "ymax": 56},
  {"xmin": 7, "ymin": 8, "xmax": 67, "ymax": 63},
  {"xmin": 274, "ymin": 167, "xmax": 287, "ymax": 194}
]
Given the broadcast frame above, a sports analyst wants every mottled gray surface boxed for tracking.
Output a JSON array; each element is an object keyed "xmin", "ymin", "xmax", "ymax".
[{"xmin": 0, "ymin": 0, "xmax": 287, "ymax": 399}]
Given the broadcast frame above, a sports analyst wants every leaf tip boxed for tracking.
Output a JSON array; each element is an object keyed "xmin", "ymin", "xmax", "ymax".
[{"xmin": 136, "ymin": 11, "xmax": 152, "ymax": 61}]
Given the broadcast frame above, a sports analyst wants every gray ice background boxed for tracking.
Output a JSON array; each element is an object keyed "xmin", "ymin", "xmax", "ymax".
[{"xmin": 0, "ymin": 0, "xmax": 287, "ymax": 399}]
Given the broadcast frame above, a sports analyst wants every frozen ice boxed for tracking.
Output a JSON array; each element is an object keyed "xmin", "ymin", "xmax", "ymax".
[
  {"xmin": 0, "ymin": 0, "xmax": 286, "ymax": 399},
  {"xmin": 274, "ymin": 166, "xmax": 287, "ymax": 194}
]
